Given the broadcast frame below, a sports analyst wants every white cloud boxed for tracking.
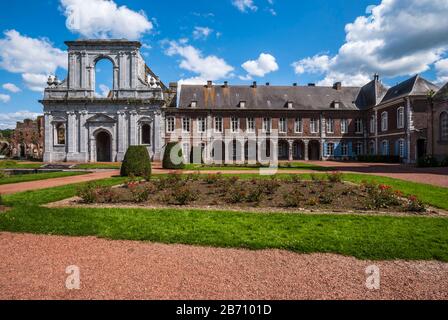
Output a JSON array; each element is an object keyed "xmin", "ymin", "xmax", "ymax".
[
  {"xmin": 0, "ymin": 94, "xmax": 11, "ymax": 103},
  {"xmin": 241, "ymin": 53, "xmax": 279, "ymax": 79},
  {"xmin": 435, "ymin": 58, "xmax": 448, "ymax": 84},
  {"xmin": 0, "ymin": 30, "xmax": 67, "ymax": 92},
  {"xmin": 292, "ymin": 0, "xmax": 448, "ymax": 85},
  {"xmin": 2, "ymin": 83, "xmax": 21, "ymax": 93},
  {"xmin": 0, "ymin": 111, "xmax": 41, "ymax": 129},
  {"xmin": 97, "ymin": 84, "xmax": 110, "ymax": 97},
  {"xmin": 193, "ymin": 27, "xmax": 214, "ymax": 40},
  {"xmin": 232, "ymin": 0, "xmax": 257, "ymax": 13},
  {"xmin": 21, "ymin": 73, "xmax": 49, "ymax": 92},
  {"xmin": 60, "ymin": 0, "xmax": 153, "ymax": 40},
  {"xmin": 164, "ymin": 40, "xmax": 234, "ymax": 84}
]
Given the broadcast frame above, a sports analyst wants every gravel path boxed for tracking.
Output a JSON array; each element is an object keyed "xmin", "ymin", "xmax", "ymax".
[
  {"xmin": 1, "ymin": 232, "xmax": 447, "ymax": 300},
  {"xmin": 0, "ymin": 171, "xmax": 120, "ymax": 195}
]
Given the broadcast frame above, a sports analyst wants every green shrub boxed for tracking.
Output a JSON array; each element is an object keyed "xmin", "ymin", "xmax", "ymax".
[
  {"xmin": 327, "ymin": 171, "xmax": 343, "ymax": 183},
  {"xmin": 120, "ymin": 146, "xmax": 152, "ymax": 178},
  {"xmin": 417, "ymin": 155, "xmax": 439, "ymax": 168},
  {"xmin": 440, "ymin": 156, "xmax": 448, "ymax": 167},
  {"xmin": 162, "ymin": 142, "xmax": 185, "ymax": 169},
  {"xmin": 283, "ymin": 189, "xmax": 304, "ymax": 207},
  {"xmin": 76, "ymin": 182, "xmax": 100, "ymax": 204},
  {"xmin": 172, "ymin": 185, "xmax": 198, "ymax": 205}
]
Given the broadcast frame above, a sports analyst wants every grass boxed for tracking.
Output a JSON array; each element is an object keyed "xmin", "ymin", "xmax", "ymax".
[
  {"xmin": 75, "ymin": 163, "xmax": 121, "ymax": 170},
  {"xmin": 0, "ymin": 175, "xmax": 447, "ymax": 261},
  {"xmin": 0, "ymin": 160, "xmax": 43, "ymax": 169},
  {"xmin": 0, "ymin": 171, "xmax": 88, "ymax": 185}
]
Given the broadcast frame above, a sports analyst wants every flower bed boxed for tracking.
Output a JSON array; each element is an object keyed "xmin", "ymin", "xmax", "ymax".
[{"xmin": 75, "ymin": 174, "xmax": 427, "ymax": 214}]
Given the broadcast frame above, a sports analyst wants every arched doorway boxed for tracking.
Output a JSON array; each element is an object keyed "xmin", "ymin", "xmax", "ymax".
[
  {"xmin": 278, "ymin": 140, "xmax": 289, "ymax": 161},
  {"xmin": 417, "ymin": 139, "xmax": 426, "ymax": 159},
  {"xmin": 293, "ymin": 140, "xmax": 304, "ymax": 160},
  {"xmin": 230, "ymin": 139, "xmax": 242, "ymax": 162},
  {"xmin": 244, "ymin": 140, "xmax": 257, "ymax": 163},
  {"xmin": 96, "ymin": 131, "xmax": 111, "ymax": 162},
  {"xmin": 308, "ymin": 140, "xmax": 320, "ymax": 160},
  {"xmin": 212, "ymin": 140, "xmax": 225, "ymax": 163}
]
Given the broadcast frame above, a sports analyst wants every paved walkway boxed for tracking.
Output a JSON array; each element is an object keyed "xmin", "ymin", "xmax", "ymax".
[
  {"xmin": 1, "ymin": 232, "xmax": 446, "ymax": 300},
  {"xmin": 0, "ymin": 170, "xmax": 120, "ymax": 195}
]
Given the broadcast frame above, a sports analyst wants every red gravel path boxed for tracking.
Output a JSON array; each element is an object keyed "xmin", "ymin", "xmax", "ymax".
[
  {"xmin": 0, "ymin": 171, "xmax": 120, "ymax": 195},
  {"xmin": 0, "ymin": 232, "xmax": 447, "ymax": 300}
]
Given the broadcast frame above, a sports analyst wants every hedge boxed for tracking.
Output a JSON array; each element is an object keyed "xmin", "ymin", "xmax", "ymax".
[
  {"xmin": 162, "ymin": 142, "xmax": 185, "ymax": 169},
  {"xmin": 120, "ymin": 146, "xmax": 152, "ymax": 177}
]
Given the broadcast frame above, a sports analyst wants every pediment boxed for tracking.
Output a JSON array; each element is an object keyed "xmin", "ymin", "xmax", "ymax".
[
  {"xmin": 52, "ymin": 116, "xmax": 67, "ymax": 123},
  {"xmin": 87, "ymin": 114, "xmax": 116, "ymax": 123}
]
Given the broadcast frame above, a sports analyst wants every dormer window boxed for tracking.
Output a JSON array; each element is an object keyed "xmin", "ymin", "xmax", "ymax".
[
  {"xmin": 191, "ymin": 101, "xmax": 197, "ymax": 108},
  {"xmin": 332, "ymin": 101, "xmax": 340, "ymax": 109},
  {"xmin": 239, "ymin": 101, "xmax": 246, "ymax": 108},
  {"xmin": 287, "ymin": 101, "xmax": 293, "ymax": 109}
]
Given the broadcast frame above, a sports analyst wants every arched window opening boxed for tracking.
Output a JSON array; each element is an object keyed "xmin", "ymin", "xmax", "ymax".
[
  {"xmin": 95, "ymin": 58, "xmax": 114, "ymax": 98},
  {"xmin": 141, "ymin": 124, "xmax": 151, "ymax": 145},
  {"xmin": 441, "ymin": 112, "xmax": 448, "ymax": 141},
  {"xmin": 56, "ymin": 123, "xmax": 66, "ymax": 145}
]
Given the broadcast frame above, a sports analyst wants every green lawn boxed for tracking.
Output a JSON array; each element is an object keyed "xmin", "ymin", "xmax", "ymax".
[
  {"xmin": 0, "ymin": 175, "xmax": 447, "ymax": 261},
  {"xmin": 0, "ymin": 171, "xmax": 88, "ymax": 185},
  {"xmin": 75, "ymin": 163, "xmax": 121, "ymax": 170},
  {"xmin": 0, "ymin": 160, "xmax": 43, "ymax": 169}
]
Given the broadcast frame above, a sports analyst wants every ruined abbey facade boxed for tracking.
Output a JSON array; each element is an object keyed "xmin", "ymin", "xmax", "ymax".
[{"xmin": 41, "ymin": 40, "xmax": 448, "ymax": 164}]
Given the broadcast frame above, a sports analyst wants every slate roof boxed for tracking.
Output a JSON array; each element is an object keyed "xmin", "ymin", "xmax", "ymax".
[
  {"xmin": 178, "ymin": 84, "xmax": 362, "ymax": 111},
  {"xmin": 355, "ymin": 79, "xmax": 388, "ymax": 110},
  {"xmin": 381, "ymin": 75, "xmax": 439, "ymax": 103},
  {"xmin": 434, "ymin": 83, "xmax": 448, "ymax": 101}
]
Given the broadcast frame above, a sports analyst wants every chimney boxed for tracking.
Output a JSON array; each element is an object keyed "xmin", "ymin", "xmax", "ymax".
[
  {"xmin": 374, "ymin": 73, "xmax": 379, "ymax": 81},
  {"xmin": 223, "ymin": 81, "xmax": 228, "ymax": 88},
  {"xmin": 333, "ymin": 82, "xmax": 342, "ymax": 90},
  {"xmin": 207, "ymin": 80, "xmax": 213, "ymax": 88},
  {"xmin": 252, "ymin": 81, "xmax": 257, "ymax": 88},
  {"xmin": 266, "ymin": 82, "xmax": 270, "ymax": 86},
  {"xmin": 169, "ymin": 82, "xmax": 178, "ymax": 92},
  {"xmin": 293, "ymin": 83, "xmax": 297, "ymax": 87},
  {"xmin": 308, "ymin": 83, "xmax": 315, "ymax": 87}
]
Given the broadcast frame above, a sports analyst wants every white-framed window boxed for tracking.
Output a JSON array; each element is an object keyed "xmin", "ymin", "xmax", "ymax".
[
  {"xmin": 231, "ymin": 117, "xmax": 239, "ymax": 133},
  {"xmin": 355, "ymin": 119, "xmax": 363, "ymax": 134},
  {"xmin": 247, "ymin": 117, "xmax": 255, "ymax": 133},
  {"xmin": 326, "ymin": 143, "xmax": 335, "ymax": 157},
  {"xmin": 381, "ymin": 112, "xmax": 388, "ymax": 132},
  {"xmin": 341, "ymin": 119, "xmax": 348, "ymax": 134},
  {"xmin": 397, "ymin": 107, "xmax": 405, "ymax": 129},
  {"xmin": 263, "ymin": 117, "xmax": 272, "ymax": 133},
  {"xmin": 355, "ymin": 142, "xmax": 363, "ymax": 155},
  {"xmin": 295, "ymin": 118, "xmax": 303, "ymax": 133},
  {"xmin": 190, "ymin": 101, "xmax": 197, "ymax": 108},
  {"xmin": 341, "ymin": 142, "xmax": 348, "ymax": 156},
  {"xmin": 54, "ymin": 123, "xmax": 66, "ymax": 145},
  {"xmin": 310, "ymin": 118, "xmax": 319, "ymax": 133},
  {"xmin": 327, "ymin": 118, "xmax": 334, "ymax": 133},
  {"xmin": 214, "ymin": 117, "xmax": 223, "ymax": 133},
  {"xmin": 398, "ymin": 139, "xmax": 405, "ymax": 158},
  {"xmin": 370, "ymin": 115, "xmax": 375, "ymax": 134},
  {"xmin": 440, "ymin": 112, "xmax": 448, "ymax": 141},
  {"xmin": 381, "ymin": 140, "xmax": 389, "ymax": 155},
  {"xmin": 182, "ymin": 117, "xmax": 191, "ymax": 133},
  {"xmin": 166, "ymin": 116, "xmax": 175, "ymax": 133},
  {"xmin": 197, "ymin": 117, "xmax": 206, "ymax": 133},
  {"xmin": 279, "ymin": 118, "xmax": 287, "ymax": 133}
]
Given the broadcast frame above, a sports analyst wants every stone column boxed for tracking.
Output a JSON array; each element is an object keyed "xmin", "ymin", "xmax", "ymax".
[
  {"xmin": 79, "ymin": 110, "xmax": 88, "ymax": 162},
  {"xmin": 153, "ymin": 111, "xmax": 162, "ymax": 161},
  {"xmin": 288, "ymin": 140, "xmax": 293, "ymax": 161},
  {"xmin": 117, "ymin": 111, "xmax": 126, "ymax": 161},
  {"xmin": 129, "ymin": 111, "xmax": 138, "ymax": 146},
  {"xmin": 67, "ymin": 111, "xmax": 77, "ymax": 159},
  {"xmin": 304, "ymin": 140, "xmax": 309, "ymax": 161},
  {"xmin": 43, "ymin": 112, "xmax": 53, "ymax": 162}
]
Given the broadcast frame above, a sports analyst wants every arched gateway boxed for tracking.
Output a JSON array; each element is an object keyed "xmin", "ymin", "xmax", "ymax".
[{"xmin": 41, "ymin": 40, "xmax": 167, "ymax": 163}]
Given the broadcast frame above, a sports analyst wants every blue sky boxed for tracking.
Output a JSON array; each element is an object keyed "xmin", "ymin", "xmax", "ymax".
[{"xmin": 0, "ymin": 0, "xmax": 447, "ymax": 128}]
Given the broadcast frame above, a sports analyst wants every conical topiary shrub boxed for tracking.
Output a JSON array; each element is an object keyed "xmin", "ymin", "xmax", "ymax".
[
  {"xmin": 120, "ymin": 146, "xmax": 152, "ymax": 177},
  {"xmin": 162, "ymin": 142, "xmax": 185, "ymax": 169}
]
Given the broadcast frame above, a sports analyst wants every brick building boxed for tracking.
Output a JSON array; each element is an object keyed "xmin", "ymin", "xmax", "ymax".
[
  {"xmin": 10, "ymin": 116, "xmax": 45, "ymax": 160},
  {"xmin": 164, "ymin": 75, "xmax": 441, "ymax": 164},
  {"xmin": 432, "ymin": 83, "xmax": 448, "ymax": 161}
]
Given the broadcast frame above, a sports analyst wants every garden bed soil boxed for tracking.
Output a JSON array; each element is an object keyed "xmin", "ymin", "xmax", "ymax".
[{"xmin": 46, "ymin": 176, "xmax": 445, "ymax": 217}]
